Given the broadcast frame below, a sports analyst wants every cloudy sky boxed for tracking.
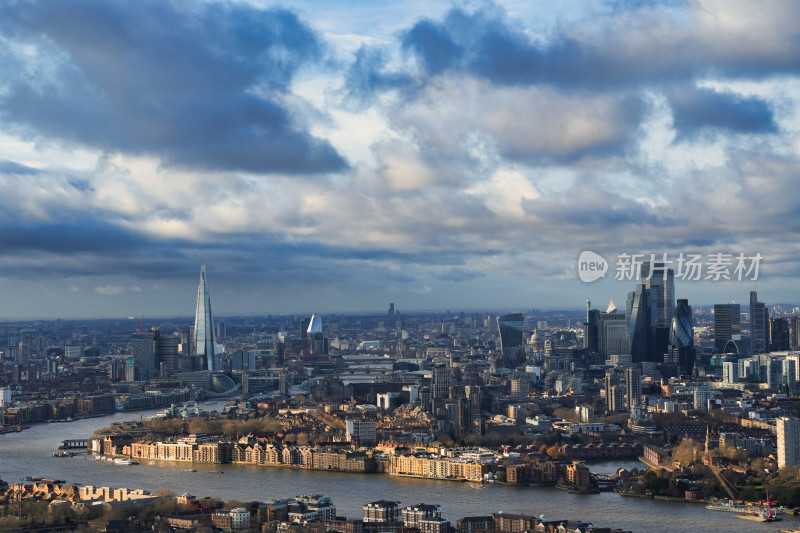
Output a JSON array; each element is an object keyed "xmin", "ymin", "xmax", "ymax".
[{"xmin": 1, "ymin": 0, "xmax": 799, "ymax": 318}]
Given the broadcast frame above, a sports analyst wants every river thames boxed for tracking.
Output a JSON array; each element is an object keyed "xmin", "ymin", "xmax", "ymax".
[{"xmin": 0, "ymin": 404, "xmax": 794, "ymax": 533}]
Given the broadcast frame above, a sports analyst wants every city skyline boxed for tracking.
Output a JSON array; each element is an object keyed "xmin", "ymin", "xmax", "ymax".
[{"xmin": 1, "ymin": 1, "xmax": 800, "ymax": 317}]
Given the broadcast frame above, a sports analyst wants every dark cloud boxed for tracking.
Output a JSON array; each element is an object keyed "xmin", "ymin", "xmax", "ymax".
[
  {"xmin": 0, "ymin": 0, "xmax": 346, "ymax": 174},
  {"xmin": 667, "ymin": 86, "xmax": 778, "ymax": 136},
  {"xmin": 344, "ymin": 46, "xmax": 414, "ymax": 105},
  {"xmin": 0, "ymin": 217, "xmax": 149, "ymax": 254},
  {"xmin": 350, "ymin": 3, "xmax": 800, "ymax": 97},
  {"xmin": 0, "ymin": 160, "xmax": 39, "ymax": 175}
]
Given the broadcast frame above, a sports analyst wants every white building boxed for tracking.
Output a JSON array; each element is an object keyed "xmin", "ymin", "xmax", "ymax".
[
  {"xmin": 777, "ymin": 417, "xmax": 800, "ymax": 469},
  {"xmin": 0, "ymin": 387, "xmax": 11, "ymax": 407},
  {"xmin": 230, "ymin": 508, "xmax": 250, "ymax": 530}
]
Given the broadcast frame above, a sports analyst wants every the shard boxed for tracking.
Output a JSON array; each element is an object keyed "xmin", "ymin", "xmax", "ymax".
[{"xmin": 193, "ymin": 265, "xmax": 216, "ymax": 371}]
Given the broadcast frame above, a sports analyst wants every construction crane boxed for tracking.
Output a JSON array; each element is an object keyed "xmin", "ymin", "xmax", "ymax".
[{"xmin": 136, "ymin": 315, "xmax": 145, "ymax": 333}]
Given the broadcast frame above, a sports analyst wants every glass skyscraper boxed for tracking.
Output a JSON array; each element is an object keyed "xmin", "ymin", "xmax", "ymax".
[
  {"xmin": 626, "ymin": 261, "xmax": 675, "ymax": 363},
  {"xmin": 750, "ymin": 290, "xmax": 769, "ymax": 354},
  {"xmin": 667, "ymin": 298, "xmax": 695, "ymax": 375},
  {"xmin": 497, "ymin": 312, "xmax": 525, "ymax": 363},
  {"xmin": 193, "ymin": 265, "xmax": 216, "ymax": 371},
  {"xmin": 714, "ymin": 303, "xmax": 741, "ymax": 354}
]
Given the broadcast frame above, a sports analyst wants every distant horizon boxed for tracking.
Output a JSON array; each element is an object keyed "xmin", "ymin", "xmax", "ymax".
[{"xmin": 0, "ymin": 301, "xmax": 797, "ymax": 323}]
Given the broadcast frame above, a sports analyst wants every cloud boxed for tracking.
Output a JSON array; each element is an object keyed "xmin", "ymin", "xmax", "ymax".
[
  {"xmin": 0, "ymin": 0, "xmax": 346, "ymax": 174},
  {"xmin": 95, "ymin": 285, "xmax": 127, "ymax": 295},
  {"xmin": 0, "ymin": 160, "xmax": 39, "ymax": 175},
  {"xmin": 350, "ymin": 1, "xmax": 800, "ymax": 96},
  {"xmin": 667, "ymin": 85, "xmax": 777, "ymax": 136}
]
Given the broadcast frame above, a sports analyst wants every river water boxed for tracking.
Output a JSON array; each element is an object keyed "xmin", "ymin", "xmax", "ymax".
[{"xmin": 0, "ymin": 404, "xmax": 793, "ymax": 533}]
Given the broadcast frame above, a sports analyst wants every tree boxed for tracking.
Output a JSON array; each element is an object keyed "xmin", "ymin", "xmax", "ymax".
[
  {"xmin": 672, "ymin": 439, "xmax": 702, "ymax": 466},
  {"xmin": 546, "ymin": 445, "xmax": 563, "ymax": 459}
]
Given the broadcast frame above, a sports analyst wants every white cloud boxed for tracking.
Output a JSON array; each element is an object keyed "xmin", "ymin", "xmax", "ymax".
[{"xmin": 95, "ymin": 285, "xmax": 126, "ymax": 295}]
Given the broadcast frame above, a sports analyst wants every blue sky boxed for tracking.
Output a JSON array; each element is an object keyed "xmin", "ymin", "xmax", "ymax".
[{"xmin": 0, "ymin": 0, "xmax": 799, "ymax": 318}]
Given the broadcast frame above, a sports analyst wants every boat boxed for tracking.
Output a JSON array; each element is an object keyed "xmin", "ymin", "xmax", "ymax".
[
  {"xmin": 52, "ymin": 451, "xmax": 74, "ymax": 457},
  {"xmin": 706, "ymin": 499, "xmax": 784, "ymax": 515},
  {"xmin": 113, "ymin": 458, "xmax": 138, "ymax": 465},
  {"xmin": 183, "ymin": 468, "xmax": 196, "ymax": 472},
  {"xmin": 738, "ymin": 512, "xmax": 781, "ymax": 522}
]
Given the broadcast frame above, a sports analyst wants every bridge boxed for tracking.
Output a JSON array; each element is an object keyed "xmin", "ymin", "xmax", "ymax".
[
  {"xmin": 60, "ymin": 439, "xmax": 88, "ymax": 449},
  {"xmin": 590, "ymin": 472, "xmax": 617, "ymax": 491}
]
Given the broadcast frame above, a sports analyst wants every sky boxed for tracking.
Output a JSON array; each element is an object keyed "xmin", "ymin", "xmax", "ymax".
[{"xmin": 1, "ymin": 0, "xmax": 800, "ymax": 318}]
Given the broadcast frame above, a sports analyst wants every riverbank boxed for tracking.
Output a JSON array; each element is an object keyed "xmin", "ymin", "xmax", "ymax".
[{"xmin": 3, "ymin": 415, "xmax": 791, "ymax": 533}]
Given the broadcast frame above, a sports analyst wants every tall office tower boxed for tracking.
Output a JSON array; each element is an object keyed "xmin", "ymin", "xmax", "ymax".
[
  {"xmin": 17, "ymin": 339, "xmax": 31, "ymax": 365},
  {"xmin": 750, "ymin": 291, "xmax": 769, "ymax": 354},
  {"xmin": 771, "ymin": 317, "xmax": 790, "ymax": 352},
  {"xmin": 625, "ymin": 261, "xmax": 675, "ymax": 364},
  {"xmin": 583, "ymin": 299, "xmax": 599, "ymax": 351},
  {"xmin": 777, "ymin": 417, "xmax": 800, "ymax": 469},
  {"xmin": 216, "ymin": 321, "xmax": 227, "ymax": 343},
  {"xmin": 388, "ymin": 303, "xmax": 395, "ymax": 318},
  {"xmin": 626, "ymin": 284, "xmax": 652, "ymax": 363},
  {"xmin": 496, "ymin": 312, "xmax": 525, "ymax": 364},
  {"xmin": 307, "ymin": 313, "xmax": 327, "ymax": 355},
  {"xmin": 300, "ymin": 317, "xmax": 311, "ymax": 341},
  {"xmin": 130, "ymin": 330, "xmax": 156, "ymax": 382},
  {"xmin": 714, "ymin": 303, "xmax": 741, "ymax": 353},
  {"xmin": 623, "ymin": 366, "xmax": 641, "ymax": 412},
  {"xmin": 668, "ymin": 299, "xmax": 696, "ymax": 375},
  {"xmin": 598, "ymin": 310, "xmax": 628, "ymax": 359},
  {"xmin": 193, "ymin": 265, "xmax": 216, "ymax": 371},
  {"xmin": 641, "ymin": 261, "xmax": 675, "ymax": 328},
  {"xmin": 431, "ymin": 363, "xmax": 451, "ymax": 400},
  {"xmin": 156, "ymin": 333, "xmax": 180, "ymax": 376},
  {"xmin": 791, "ymin": 316, "xmax": 800, "ymax": 351},
  {"xmin": 783, "ymin": 359, "xmax": 797, "ymax": 394}
]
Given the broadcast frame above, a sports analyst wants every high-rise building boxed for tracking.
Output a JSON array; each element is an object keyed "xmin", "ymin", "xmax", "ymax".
[
  {"xmin": 777, "ymin": 417, "xmax": 800, "ymax": 469},
  {"xmin": 641, "ymin": 261, "xmax": 675, "ymax": 329},
  {"xmin": 193, "ymin": 265, "xmax": 216, "ymax": 371},
  {"xmin": 307, "ymin": 314, "xmax": 327, "ymax": 355},
  {"xmin": 496, "ymin": 312, "xmax": 525, "ymax": 364},
  {"xmin": 714, "ymin": 304, "xmax": 741, "ymax": 353},
  {"xmin": 626, "ymin": 284, "xmax": 652, "ymax": 362},
  {"xmin": 750, "ymin": 291, "xmax": 769, "ymax": 354},
  {"xmin": 623, "ymin": 366, "xmax": 641, "ymax": 412},
  {"xmin": 791, "ymin": 316, "xmax": 800, "ymax": 351},
  {"xmin": 431, "ymin": 363, "xmax": 451, "ymax": 400},
  {"xmin": 583, "ymin": 299, "xmax": 599, "ymax": 352},
  {"xmin": 156, "ymin": 333, "xmax": 180, "ymax": 376},
  {"xmin": 130, "ymin": 331, "xmax": 156, "ymax": 382},
  {"xmin": 388, "ymin": 303, "xmax": 395, "ymax": 318},
  {"xmin": 767, "ymin": 358, "xmax": 784, "ymax": 391},
  {"xmin": 771, "ymin": 317, "xmax": 790, "ymax": 352},
  {"xmin": 626, "ymin": 261, "xmax": 674, "ymax": 363},
  {"xmin": 604, "ymin": 368, "xmax": 624, "ymax": 412},
  {"xmin": 783, "ymin": 358, "xmax": 797, "ymax": 395},
  {"xmin": 667, "ymin": 299, "xmax": 695, "ymax": 375},
  {"xmin": 598, "ymin": 311, "xmax": 628, "ymax": 359}
]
